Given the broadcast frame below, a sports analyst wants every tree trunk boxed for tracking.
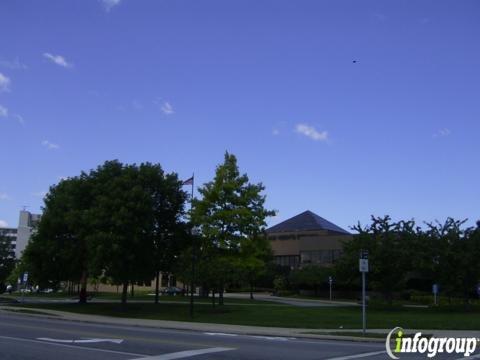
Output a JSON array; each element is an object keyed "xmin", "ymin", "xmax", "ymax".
[
  {"xmin": 212, "ymin": 290, "xmax": 216, "ymax": 308},
  {"xmin": 121, "ymin": 282, "xmax": 128, "ymax": 306},
  {"xmin": 155, "ymin": 270, "xmax": 160, "ymax": 304},
  {"xmin": 250, "ymin": 282, "xmax": 254, "ymax": 300},
  {"xmin": 130, "ymin": 283, "xmax": 134, "ymax": 297},
  {"xmin": 79, "ymin": 270, "xmax": 88, "ymax": 304}
]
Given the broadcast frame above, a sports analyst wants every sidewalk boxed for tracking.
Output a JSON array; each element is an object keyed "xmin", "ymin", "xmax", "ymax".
[
  {"xmin": 1, "ymin": 306, "xmax": 478, "ymax": 342},
  {"xmin": 224, "ymin": 292, "xmax": 358, "ymax": 307}
]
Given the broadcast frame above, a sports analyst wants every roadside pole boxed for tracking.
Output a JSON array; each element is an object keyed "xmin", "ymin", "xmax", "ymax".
[
  {"xmin": 328, "ymin": 276, "xmax": 333, "ymax": 301},
  {"xmin": 21, "ymin": 272, "xmax": 28, "ymax": 304},
  {"xmin": 359, "ymin": 250, "xmax": 369, "ymax": 336}
]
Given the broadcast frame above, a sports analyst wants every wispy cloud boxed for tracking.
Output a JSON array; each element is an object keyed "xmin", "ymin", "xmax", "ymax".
[
  {"xmin": 0, "ymin": 193, "xmax": 8, "ymax": 200},
  {"xmin": 0, "ymin": 72, "xmax": 11, "ymax": 92},
  {"xmin": 41, "ymin": 140, "xmax": 60, "ymax": 150},
  {"xmin": 433, "ymin": 128, "xmax": 451, "ymax": 138},
  {"xmin": 32, "ymin": 191, "xmax": 47, "ymax": 198},
  {"xmin": 161, "ymin": 101, "xmax": 174, "ymax": 115},
  {"xmin": 295, "ymin": 123, "xmax": 329, "ymax": 142},
  {"xmin": 12, "ymin": 114, "xmax": 25, "ymax": 125},
  {"xmin": 0, "ymin": 105, "xmax": 7, "ymax": 118},
  {"xmin": 272, "ymin": 128, "xmax": 280, "ymax": 136},
  {"xmin": 43, "ymin": 53, "xmax": 73, "ymax": 68},
  {"xmin": 100, "ymin": 0, "xmax": 121, "ymax": 12},
  {"xmin": 0, "ymin": 220, "xmax": 8, "ymax": 227},
  {"xmin": 0, "ymin": 57, "xmax": 27, "ymax": 70}
]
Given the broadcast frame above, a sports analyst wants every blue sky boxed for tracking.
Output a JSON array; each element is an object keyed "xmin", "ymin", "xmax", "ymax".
[{"xmin": 1, "ymin": 0, "xmax": 479, "ymax": 231}]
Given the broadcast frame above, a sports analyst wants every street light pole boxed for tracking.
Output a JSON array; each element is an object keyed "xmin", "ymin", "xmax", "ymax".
[{"xmin": 189, "ymin": 174, "xmax": 195, "ymax": 319}]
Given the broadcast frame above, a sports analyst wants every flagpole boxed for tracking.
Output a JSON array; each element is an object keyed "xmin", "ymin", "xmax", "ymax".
[{"xmin": 189, "ymin": 173, "xmax": 195, "ymax": 318}]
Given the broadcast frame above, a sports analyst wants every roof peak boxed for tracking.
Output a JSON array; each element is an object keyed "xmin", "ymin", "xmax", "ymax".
[{"xmin": 267, "ymin": 210, "xmax": 351, "ymax": 235}]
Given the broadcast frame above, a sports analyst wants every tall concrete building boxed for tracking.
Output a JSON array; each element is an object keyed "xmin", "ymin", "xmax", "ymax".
[
  {"xmin": 15, "ymin": 210, "xmax": 41, "ymax": 258},
  {"xmin": 266, "ymin": 210, "xmax": 352, "ymax": 269},
  {"xmin": 0, "ymin": 227, "xmax": 17, "ymax": 258}
]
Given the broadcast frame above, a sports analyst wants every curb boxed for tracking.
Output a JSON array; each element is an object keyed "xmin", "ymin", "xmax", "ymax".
[{"xmin": 0, "ymin": 306, "xmax": 383, "ymax": 343}]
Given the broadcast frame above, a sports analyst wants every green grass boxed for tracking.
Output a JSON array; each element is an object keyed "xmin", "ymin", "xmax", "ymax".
[
  {"xmin": 13, "ymin": 302, "xmax": 480, "ymax": 330},
  {"xmin": 2, "ymin": 308, "xmax": 57, "ymax": 316}
]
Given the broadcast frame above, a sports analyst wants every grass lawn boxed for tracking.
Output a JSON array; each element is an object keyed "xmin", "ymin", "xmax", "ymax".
[{"xmin": 14, "ymin": 301, "xmax": 480, "ymax": 330}]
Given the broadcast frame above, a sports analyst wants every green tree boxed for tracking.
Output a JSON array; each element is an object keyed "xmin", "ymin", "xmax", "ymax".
[
  {"xmin": 136, "ymin": 163, "xmax": 188, "ymax": 304},
  {"xmin": 335, "ymin": 216, "xmax": 413, "ymax": 303},
  {"xmin": 23, "ymin": 174, "xmax": 94, "ymax": 302},
  {"xmin": 290, "ymin": 265, "xmax": 331, "ymax": 296},
  {"xmin": 192, "ymin": 152, "xmax": 275, "ymax": 305},
  {"xmin": 0, "ymin": 233, "xmax": 16, "ymax": 291},
  {"xmin": 88, "ymin": 161, "xmax": 157, "ymax": 305},
  {"xmin": 427, "ymin": 218, "xmax": 480, "ymax": 304}
]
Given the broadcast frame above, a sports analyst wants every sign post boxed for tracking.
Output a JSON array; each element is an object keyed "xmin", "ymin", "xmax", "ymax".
[
  {"xmin": 21, "ymin": 272, "xmax": 28, "ymax": 304},
  {"xmin": 328, "ymin": 276, "xmax": 333, "ymax": 301},
  {"xmin": 359, "ymin": 250, "xmax": 369, "ymax": 336}
]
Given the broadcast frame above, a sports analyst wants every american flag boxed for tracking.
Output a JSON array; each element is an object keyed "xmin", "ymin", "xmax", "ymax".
[{"xmin": 182, "ymin": 176, "xmax": 194, "ymax": 186}]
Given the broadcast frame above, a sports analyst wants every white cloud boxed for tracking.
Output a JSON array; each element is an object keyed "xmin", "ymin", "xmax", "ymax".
[
  {"xmin": 272, "ymin": 129, "xmax": 280, "ymax": 136},
  {"xmin": 0, "ymin": 220, "xmax": 8, "ymax": 227},
  {"xmin": 32, "ymin": 191, "xmax": 47, "ymax": 198},
  {"xmin": 0, "ymin": 105, "xmax": 7, "ymax": 118},
  {"xmin": 41, "ymin": 140, "xmax": 60, "ymax": 150},
  {"xmin": 12, "ymin": 114, "xmax": 25, "ymax": 125},
  {"xmin": 160, "ymin": 101, "xmax": 174, "ymax": 115},
  {"xmin": 0, "ymin": 57, "xmax": 27, "ymax": 70},
  {"xmin": 100, "ymin": 0, "xmax": 121, "ymax": 12},
  {"xmin": 43, "ymin": 53, "xmax": 73, "ymax": 68},
  {"xmin": 0, "ymin": 193, "xmax": 8, "ymax": 200},
  {"xmin": 295, "ymin": 123, "xmax": 329, "ymax": 142},
  {"xmin": 0, "ymin": 72, "xmax": 11, "ymax": 92},
  {"xmin": 433, "ymin": 128, "xmax": 451, "ymax": 138}
]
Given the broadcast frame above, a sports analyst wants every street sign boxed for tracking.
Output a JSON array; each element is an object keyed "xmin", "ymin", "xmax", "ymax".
[
  {"xmin": 432, "ymin": 284, "xmax": 439, "ymax": 295},
  {"xmin": 359, "ymin": 259, "xmax": 369, "ymax": 273},
  {"xmin": 22, "ymin": 272, "xmax": 29, "ymax": 283}
]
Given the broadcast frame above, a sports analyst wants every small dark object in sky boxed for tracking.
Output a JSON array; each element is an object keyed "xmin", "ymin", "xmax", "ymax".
[{"xmin": 352, "ymin": 60, "xmax": 357, "ymax": 63}]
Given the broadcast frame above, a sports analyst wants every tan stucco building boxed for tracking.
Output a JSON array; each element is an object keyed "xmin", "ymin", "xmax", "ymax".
[{"xmin": 267, "ymin": 210, "xmax": 352, "ymax": 269}]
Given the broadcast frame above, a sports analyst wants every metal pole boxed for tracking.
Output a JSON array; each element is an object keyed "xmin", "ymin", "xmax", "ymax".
[
  {"xmin": 189, "ymin": 174, "xmax": 195, "ymax": 318},
  {"xmin": 362, "ymin": 271, "xmax": 366, "ymax": 335},
  {"xmin": 329, "ymin": 277, "xmax": 332, "ymax": 301}
]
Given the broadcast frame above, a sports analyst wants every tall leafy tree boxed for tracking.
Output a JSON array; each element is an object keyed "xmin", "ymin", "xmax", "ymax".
[
  {"xmin": 23, "ymin": 174, "xmax": 94, "ymax": 302},
  {"xmin": 192, "ymin": 152, "xmax": 275, "ymax": 304},
  {"xmin": 0, "ymin": 233, "xmax": 16, "ymax": 292},
  {"xmin": 88, "ymin": 161, "xmax": 157, "ymax": 305},
  {"xmin": 335, "ymin": 216, "xmax": 412, "ymax": 303},
  {"xmin": 136, "ymin": 163, "xmax": 188, "ymax": 304}
]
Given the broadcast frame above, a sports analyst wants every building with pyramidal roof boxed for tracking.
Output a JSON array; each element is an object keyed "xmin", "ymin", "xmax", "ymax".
[{"xmin": 266, "ymin": 210, "xmax": 352, "ymax": 269}]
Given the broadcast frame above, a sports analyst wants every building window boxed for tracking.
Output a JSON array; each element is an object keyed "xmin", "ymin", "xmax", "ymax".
[
  {"xmin": 300, "ymin": 250, "xmax": 343, "ymax": 265},
  {"xmin": 274, "ymin": 255, "xmax": 300, "ymax": 269}
]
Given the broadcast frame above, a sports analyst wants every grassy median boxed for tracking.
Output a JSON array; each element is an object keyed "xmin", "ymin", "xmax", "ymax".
[{"xmin": 12, "ymin": 301, "xmax": 480, "ymax": 330}]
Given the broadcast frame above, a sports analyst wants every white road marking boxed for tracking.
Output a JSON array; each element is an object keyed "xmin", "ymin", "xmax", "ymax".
[
  {"xmin": 204, "ymin": 332, "xmax": 238, "ymax": 337},
  {"xmin": 37, "ymin": 337, "xmax": 123, "ymax": 344},
  {"xmin": 250, "ymin": 335, "xmax": 292, "ymax": 341},
  {"xmin": 0, "ymin": 335, "xmax": 143, "ymax": 357},
  {"xmin": 325, "ymin": 350, "xmax": 386, "ymax": 360},
  {"xmin": 131, "ymin": 347, "xmax": 235, "ymax": 360}
]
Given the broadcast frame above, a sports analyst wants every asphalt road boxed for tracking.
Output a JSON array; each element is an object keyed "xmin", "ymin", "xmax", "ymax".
[{"xmin": 0, "ymin": 313, "xmax": 471, "ymax": 359}]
